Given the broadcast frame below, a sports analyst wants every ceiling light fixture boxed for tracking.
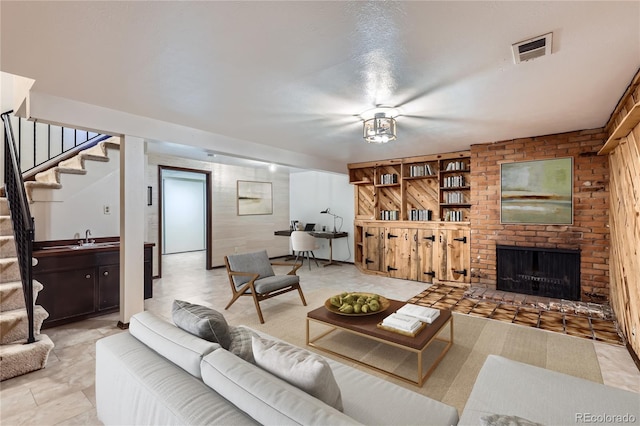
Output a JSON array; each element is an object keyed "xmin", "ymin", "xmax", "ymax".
[{"xmin": 362, "ymin": 111, "xmax": 397, "ymax": 144}]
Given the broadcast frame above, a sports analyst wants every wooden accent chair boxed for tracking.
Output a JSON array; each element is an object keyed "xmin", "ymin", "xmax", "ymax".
[{"xmin": 224, "ymin": 250, "xmax": 307, "ymax": 323}]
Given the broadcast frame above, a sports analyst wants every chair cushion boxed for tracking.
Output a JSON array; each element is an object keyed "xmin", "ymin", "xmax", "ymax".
[
  {"xmin": 254, "ymin": 275, "xmax": 300, "ymax": 294},
  {"xmin": 252, "ymin": 335, "xmax": 343, "ymax": 412},
  {"xmin": 227, "ymin": 250, "xmax": 275, "ymax": 288},
  {"xmin": 172, "ymin": 300, "xmax": 232, "ymax": 350}
]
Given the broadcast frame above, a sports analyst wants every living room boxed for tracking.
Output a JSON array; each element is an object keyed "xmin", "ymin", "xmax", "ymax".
[{"xmin": 1, "ymin": 1, "xmax": 639, "ymax": 425}]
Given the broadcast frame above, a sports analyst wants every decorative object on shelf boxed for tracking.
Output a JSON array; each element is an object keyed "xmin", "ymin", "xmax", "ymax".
[
  {"xmin": 363, "ymin": 112, "xmax": 397, "ymax": 144},
  {"xmin": 500, "ymin": 157, "xmax": 573, "ymax": 224},
  {"xmin": 320, "ymin": 208, "xmax": 342, "ymax": 232},
  {"xmin": 237, "ymin": 180, "xmax": 273, "ymax": 216},
  {"xmin": 325, "ymin": 292, "xmax": 390, "ymax": 316}
]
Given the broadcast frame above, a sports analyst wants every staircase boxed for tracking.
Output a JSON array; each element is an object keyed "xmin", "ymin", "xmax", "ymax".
[
  {"xmin": 24, "ymin": 136, "xmax": 121, "ymax": 202},
  {"xmin": 0, "ymin": 197, "xmax": 54, "ymax": 381},
  {"xmin": 0, "ymin": 110, "xmax": 120, "ymax": 381}
]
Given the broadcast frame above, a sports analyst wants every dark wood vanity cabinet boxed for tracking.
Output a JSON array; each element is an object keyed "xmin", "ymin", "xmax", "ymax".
[{"xmin": 34, "ymin": 242, "xmax": 153, "ymax": 328}]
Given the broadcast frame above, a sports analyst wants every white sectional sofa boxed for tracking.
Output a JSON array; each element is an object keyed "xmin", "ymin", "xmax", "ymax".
[
  {"xmin": 96, "ymin": 310, "xmax": 640, "ymax": 426},
  {"xmin": 459, "ymin": 354, "xmax": 640, "ymax": 425},
  {"xmin": 96, "ymin": 311, "xmax": 459, "ymax": 426}
]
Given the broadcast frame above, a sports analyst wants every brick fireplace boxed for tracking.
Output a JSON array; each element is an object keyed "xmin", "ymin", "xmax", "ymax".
[{"xmin": 469, "ymin": 129, "xmax": 610, "ymax": 302}]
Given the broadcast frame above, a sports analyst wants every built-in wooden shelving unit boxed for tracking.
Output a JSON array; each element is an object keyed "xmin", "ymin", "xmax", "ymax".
[{"xmin": 599, "ymin": 102, "xmax": 640, "ymax": 155}]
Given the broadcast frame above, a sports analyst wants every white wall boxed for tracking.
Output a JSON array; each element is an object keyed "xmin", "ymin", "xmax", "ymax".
[
  {"xmin": 289, "ymin": 171, "xmax": 354, "ymax": 263},
  {"xmin": 30, "ymin": 144, "xmax": 121, "ymax": 241},
  {"xmin": 147, "ymin": 153, "xmax": 291, "ymax": 272}
]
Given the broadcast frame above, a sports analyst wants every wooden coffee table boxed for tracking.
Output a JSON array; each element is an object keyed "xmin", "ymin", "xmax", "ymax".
[{"xmin": 306, "ymin": 299, "xmax": 453, "ymax": 386}]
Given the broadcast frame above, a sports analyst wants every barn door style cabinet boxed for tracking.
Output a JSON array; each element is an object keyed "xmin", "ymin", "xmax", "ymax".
[{"xmin": 349, "ymin": 151, "xmax": 471, "ymax": 285}]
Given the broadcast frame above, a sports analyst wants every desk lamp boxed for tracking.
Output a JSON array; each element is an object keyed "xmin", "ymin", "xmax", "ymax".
[{"xmin": 320, "ymin": 208, "xmax": 341, "ymax": 233}]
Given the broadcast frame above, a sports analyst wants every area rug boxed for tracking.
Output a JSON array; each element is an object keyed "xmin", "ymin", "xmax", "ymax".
[{"xmin": 244, "ymin": 287, "xmax": 604, "ymax": 415}]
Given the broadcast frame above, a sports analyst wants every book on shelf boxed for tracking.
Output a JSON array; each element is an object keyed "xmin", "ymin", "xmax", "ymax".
[
  {"xmin": 381, "ymin": 313, "xmax": 423, "ymax": 333},
  {"xmin": 395, "ymin": 304, "xmax": 440, "ymax": 324}
]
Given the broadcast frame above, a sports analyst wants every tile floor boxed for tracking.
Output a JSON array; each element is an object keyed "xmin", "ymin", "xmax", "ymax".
[
  {"xmin": 0, "ymin": 252, "xmax": 638, "ymax": 425},
  {"xmin": 409, "ymin": 283, "xmax": 623, "ymax": 345}
]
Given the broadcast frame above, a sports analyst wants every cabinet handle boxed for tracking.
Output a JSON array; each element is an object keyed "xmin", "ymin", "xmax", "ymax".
[
  {"xmin": 103, "ymin": 271, "xmax": 109, "ymax": 276},
  {"xmin": 365, "ymin": 232, "xmax": 374, "ymax": 238},
  {"xmin": 387, "ymin": 266, "xmax": 398, "ymax": 271},
  {"xmin": 453, "ymin": 236, "xmax": 467, "ymax": 243},
  {"xmin": 453, "ymin": 269, "xmax": 468, "ymax": 276},
  {"xmin": 85, "ymin": 274, "xmax": 91, "ymax": 279},
  {"xmin": 423, "ymin": 235, "xmax": 435, "ymax": 241},
  {"xmin": 424, "ymin": 271, "xmax": 436, "ymax": 277},
  {"xmin": 387, "ymin": 233, "xmax": 398, "ymax": 239},
  {"xmin": 365, "ymin": 259, "xmax": 374, "ymax": 264}
]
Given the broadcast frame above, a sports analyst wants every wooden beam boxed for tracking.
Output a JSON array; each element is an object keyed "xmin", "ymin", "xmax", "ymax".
[{"xmin": 599, "ymin": 102, "xmax": 640, "ymax": 155}]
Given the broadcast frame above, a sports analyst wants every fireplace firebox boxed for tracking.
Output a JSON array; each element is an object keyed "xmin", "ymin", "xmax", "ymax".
[{"xmin": 496, "ymin": 245, "xmax": 581, "ymax": 300}]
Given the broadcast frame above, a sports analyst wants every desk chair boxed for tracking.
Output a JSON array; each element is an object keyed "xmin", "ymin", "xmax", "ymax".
[{"xmin": 291, "ymin": 231, "xmax": 320, "ymax": 270}]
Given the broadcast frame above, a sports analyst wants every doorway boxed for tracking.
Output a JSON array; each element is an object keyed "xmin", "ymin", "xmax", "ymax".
[{"xmin": 158, "ymin": 166, "xmax": 212, "ymax": 277}]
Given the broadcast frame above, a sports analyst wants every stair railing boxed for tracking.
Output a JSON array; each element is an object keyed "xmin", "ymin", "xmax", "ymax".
[
  {"xmin": 2, "ymin": 110, "xmax": 35, "ymax": 344},
  {"xmin": 10, "ymin": 115, "xmax": 108, "ymax": 175}
]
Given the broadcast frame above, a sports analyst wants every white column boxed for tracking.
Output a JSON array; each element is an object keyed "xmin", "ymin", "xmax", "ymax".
[{"xmin": 118, "ymin": 135, "xmax": 145, "ymax": 327}]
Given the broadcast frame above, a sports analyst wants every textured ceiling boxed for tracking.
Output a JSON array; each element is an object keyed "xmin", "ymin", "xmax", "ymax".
[{"xmin": 1, "ymin": 1, "xmax": 639, "ymax": 171}]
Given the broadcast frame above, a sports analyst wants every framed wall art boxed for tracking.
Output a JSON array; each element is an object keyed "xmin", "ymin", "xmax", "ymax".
[
  {"xmin": 237, "ymin": 180, "xmax": 273, "ymax": 215},
  {"xmin": 500, "ymin": 157, "xmax": 573, "ymax": 224}
]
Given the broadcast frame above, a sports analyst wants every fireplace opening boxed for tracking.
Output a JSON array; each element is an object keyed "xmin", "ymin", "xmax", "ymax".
[{"xmin": 496, "ymin": 245, "xmax": 581, "ymax": 300}]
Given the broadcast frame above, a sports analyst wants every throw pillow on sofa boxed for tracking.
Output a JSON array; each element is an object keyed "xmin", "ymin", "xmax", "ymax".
[
  {"xmin": 172, "ymin": 300, "xmax": 232, "ymax": 350},
  {"xmin": 252, "ymin": 335, "xmax": 343, "ymax": 412},
  {"xmin": 228, "ymin": 326, "xmax": 259, "ymax": 363}
]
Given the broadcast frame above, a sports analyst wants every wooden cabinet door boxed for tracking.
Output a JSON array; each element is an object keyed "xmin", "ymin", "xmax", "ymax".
[
  {"xmin": 363, "ymin": 226, "xmax": 384, "ymax": 272},
  {"xmin": 417, "ymin": 229, "xmax": 437, "ymax": 283},
  {"xmin": 385, "ymin": 228, "xmax": 418, "ymax": 280},
  {"xmin": 436, "ymin": 228, "xmax": 470, "ymax": 283},
  {"xmin": 98, "ymin": 264, "xmax": 120, "ymax": 311},
  {"xmin": 37, "ymin": 267, "xmax": 96, "ymax": 322}
]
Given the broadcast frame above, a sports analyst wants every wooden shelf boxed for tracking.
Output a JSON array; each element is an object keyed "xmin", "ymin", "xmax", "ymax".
[
  {"xmin": 440, "ymin": 186, "xmax": 470, "ymax": 191},
  {"xmin": 350, "ymin": 179, "xmax": 373, "ymax": 185},
  {"xmin": 440, "ymin": 203, "xmax": 472, "ymax": 207},
  {"xmin": 375, "ymin": 183, "xmax": 400, "ymax": 188},
  {"xmin": 403, "ymin": 175, "xmax": 438, "ymax": 180},
  {"xmin": 599, "ymin": 102, "xmax": 640, "ymax": 155}
]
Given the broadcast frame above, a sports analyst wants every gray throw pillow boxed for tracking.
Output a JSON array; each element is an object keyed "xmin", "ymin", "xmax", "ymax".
[
  {"xmin": 172, "ymin": 300, "xmax": 231, "ymax": 350},
  {"xmin": 252, "ymin": 335, "xmax": 343, "ymax": 412},
  {"xmin": 481, "ymin": 414, "xmax": 543, "ymax": 426},
  {"xmin": 228, "ymin": 326, "xmax": 259, "ymax": 364}
]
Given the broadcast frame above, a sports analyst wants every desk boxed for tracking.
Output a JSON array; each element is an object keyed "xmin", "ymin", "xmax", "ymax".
[{"xmin": 274, "ymin": 230, "xmax": 348, "ymax": 267}]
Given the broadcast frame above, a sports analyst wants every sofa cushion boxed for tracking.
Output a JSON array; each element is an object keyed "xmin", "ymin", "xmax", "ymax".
[
  {"xmin": 326, "ymin": 356, "xmax": 460, "ymax": 426},
  {"xmin": 129, "ymin": 311, "xmax": 220, "ymax": 378},
  {"xmin": 459, "ymin": 355, "xmax": 640, "ymax": 425},
  {"xmin": 201, "ymin": 349, "xmax": 360, "ymax": 425},
  {"xmin": 228, "ymin": 325, "xmax": 259, "ymax": 363},
  {"xmin": 252, "ymin": 335, "xmax": 343, "ymax": 411},
  {"xmin": 96, "ymin": 331, "xmax": 258, "ymax": 426},
  {"xmin": 226, "ymin": 250, "xmax": 275, "ymax": 288},
  {"xmin": 172, "ymin": 300, "xmax": 232, "ymax": 349}
]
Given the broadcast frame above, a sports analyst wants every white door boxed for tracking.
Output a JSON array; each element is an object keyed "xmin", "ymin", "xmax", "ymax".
[{"xmin": 162, "ymin": 173, "xmax": 206, "ymax": 254}]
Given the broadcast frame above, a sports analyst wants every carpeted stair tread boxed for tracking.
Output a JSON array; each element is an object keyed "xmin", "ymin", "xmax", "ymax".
[
  {"xmin": 0, "ymin": 216, "xmax": 13, "ymax": 237},
  {"xmin": 0, "ymin": 258, "xmax": 21, "ymax": 284},
  {"xmin": 59, "ymin": 152, "xmax": 109, "ymax": 170},
  {"xmin": 0, "ymin": 235, "xmax": 17, "ymax": 257},
  {"xmin": 35, "ymin": 166, "xmax": 87, "ymax": 184},
  {"xmin": 0, "ymin": 305, "xmax": 49, "ymax": 345},
  {"xmin": 0, "ymin": 281, "xmax": 44, "ymax": 312},
  {"xmin": 0, "ymin": 334, "xmax": 54, "ymax": 381},
  {"xmin": 0, "ymin": 198, "xmax": 8, "ymax": 216}
]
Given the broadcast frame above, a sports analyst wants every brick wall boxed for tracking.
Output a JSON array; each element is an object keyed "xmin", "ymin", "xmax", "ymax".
[{"xmin": 469, "ymin": 129, "xmax": 610, "ymax": 302}]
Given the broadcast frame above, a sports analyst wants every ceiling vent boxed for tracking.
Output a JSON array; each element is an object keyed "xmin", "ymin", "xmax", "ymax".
[{"xmin": 512, "ymin": 32, "xmax": 552, "ymax": 64}]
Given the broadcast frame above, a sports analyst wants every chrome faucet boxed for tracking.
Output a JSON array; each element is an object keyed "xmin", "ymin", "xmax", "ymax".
[{"xmin": 85, "ymin": 229, "xmax": 92, "ymax": 244}]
